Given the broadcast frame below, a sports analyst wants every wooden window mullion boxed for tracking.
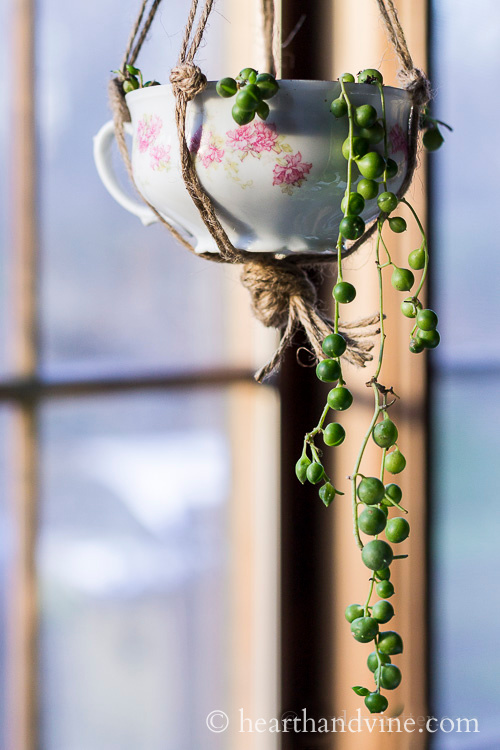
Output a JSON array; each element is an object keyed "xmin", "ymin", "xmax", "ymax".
[{"xmin": 8, "ymin": 1, "xmax": 39, "ymax": 749}]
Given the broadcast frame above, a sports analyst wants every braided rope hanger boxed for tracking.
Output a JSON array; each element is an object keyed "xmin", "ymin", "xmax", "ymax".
[{"xmin": 108, "ymin": 0, "xmax": 431, "ymax": 381}]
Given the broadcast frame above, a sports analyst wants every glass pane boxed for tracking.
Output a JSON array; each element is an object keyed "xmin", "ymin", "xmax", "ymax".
[
  {"xmin": 431, "ymin": 374, "xmax": 500, "ymax": 742},
  {"xmin": 39, "ymin": 390, "xmax": 232, "ymax": 750},
  {"xmin": 432, "ymin": 0, "xmax": 500, "ymax": 366},
  {"xmin": 0, "ymin": 408, "xmax": 13, "ymax": 748},
  {"xmin": 37, "ymin": 1, "xmax": 242, "ymax": 378},
  {"xmin": 0, "ymin": 0, "xmax": 11, "ymax": 376},
  {"xmin": 431, "ymin": 0, "xmax": 500, "ymax": 744}
]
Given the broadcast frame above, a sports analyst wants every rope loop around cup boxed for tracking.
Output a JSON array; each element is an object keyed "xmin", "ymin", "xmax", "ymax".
[
  {"xmin": 397, "ymin": 68, "xmax": 432, "ymax": 107},
  {"xmin": 170, "ymin": 63, "xmax": 207, "ymax": 101}
]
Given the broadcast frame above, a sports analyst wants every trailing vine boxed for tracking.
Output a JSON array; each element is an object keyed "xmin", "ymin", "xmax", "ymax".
[{"xmin": 293, "ymin": 67, "xmax": 446, "ymax": 714}]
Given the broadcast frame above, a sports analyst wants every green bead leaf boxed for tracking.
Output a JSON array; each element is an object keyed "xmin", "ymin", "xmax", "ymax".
[
  {"xmin": 319, "ymin": 482, "xmax": 336, "ymax": 507},
  {"xmin": 352, "ymin": 686, "xmax": 370, "ymax": 697}
]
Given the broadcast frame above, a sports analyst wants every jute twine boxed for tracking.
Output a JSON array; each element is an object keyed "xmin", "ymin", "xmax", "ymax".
[{"xmin": 109, "ymin": 0, "xmax": 431, "ymax": 382}]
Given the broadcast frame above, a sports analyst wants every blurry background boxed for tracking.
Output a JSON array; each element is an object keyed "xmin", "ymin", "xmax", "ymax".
[
  {"xmin": 0, "ymin": 0, "xmax": 498, "ymax": 749},
  {"xmin": 1, "ymin": 3, "xmax": 280, "ymax": 749},
  {"xmin": 429, "ymin": 1, "xmax": 500, "ymax": 746}
]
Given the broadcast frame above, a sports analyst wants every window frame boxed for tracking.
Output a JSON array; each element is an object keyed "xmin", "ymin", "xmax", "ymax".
[
  {"xmin": 7, "ymin": 4, "xmax": 262, "ymax": 747},
  {"xmin": 5, "ymin": 1, "xmax": 429, "ymax": 748}
]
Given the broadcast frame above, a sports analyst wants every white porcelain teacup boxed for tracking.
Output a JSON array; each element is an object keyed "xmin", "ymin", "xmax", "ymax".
[{"xmin": 94, "ymin": 81, "xmax": 413, "ymax": 255}]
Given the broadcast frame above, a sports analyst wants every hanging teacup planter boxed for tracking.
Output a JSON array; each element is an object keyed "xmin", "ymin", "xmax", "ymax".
[
  {"xmin": 95, "ymin": 79, "xmax": 413, "ymax": 255},
  {"xmin": 94, "ymin": 0, "xmax": 449, "ymax": 717}
]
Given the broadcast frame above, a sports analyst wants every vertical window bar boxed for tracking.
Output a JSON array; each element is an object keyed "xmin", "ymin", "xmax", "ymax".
[
  {"xmin": 279, "ymin": 1, "xmax": 337, "ymax": 740},
  {"xmin": 8, "ymin": 0, "xmax": 39, "ymax": 748}
]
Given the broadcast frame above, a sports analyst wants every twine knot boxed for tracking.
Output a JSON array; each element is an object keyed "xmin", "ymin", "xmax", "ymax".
[
  {"xmin": 397, "ymin": 68, "xmax": 432, "ymax": 107},
  {"xmin": 241, "ymin": 260, "xmax": 317, "ymax": 330},
  {"xmin": 170, "ymin": 63, "xmax": 207, "ymax": 100},
  {"xmin": 240, "ymin": 260, "xmax": 379, "ymax": 382}
]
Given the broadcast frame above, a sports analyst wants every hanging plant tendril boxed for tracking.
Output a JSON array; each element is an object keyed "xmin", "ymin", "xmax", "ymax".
[{"xmin": 294, "ymin": 67, "xmax": 447, "ymax": 713}]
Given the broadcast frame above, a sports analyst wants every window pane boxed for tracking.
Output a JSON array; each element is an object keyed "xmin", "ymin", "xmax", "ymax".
[
  {"xmin": 39, "ymin": 384, "xmax": 280, "ymax": 749},
  {"xmin": 431, "ymin": 373, "xmax": 500, "ymax": 741},
  {"xmin": 431, "ymin": 0, "xmax": 500, "ymax": 366},
  {"xmin": 0, "ymin": 0, "xmax": 11, "ymax": 376},
  {"xmin": 0, "ymin": 408, "xmax": 14, "ymax": 748},
  {"xmin": 37, "ymin": 1, "xmax": 245, "ymax": 378},
  {"xmin": 39, "ymin": 390, "xmax": 232, "ymax": 750},
  {"xmin": 431, "ymin": 0, "xmax": 500, "ymax": 743}
]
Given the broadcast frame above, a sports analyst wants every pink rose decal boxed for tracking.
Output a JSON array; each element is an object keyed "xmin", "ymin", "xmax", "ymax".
[
  {"xmin": 199, "ymin": 142, "xmax": 224, "ymax": 168},
  {"xmin": 137, "ymin": 114, "xmax": 163, "ymax": 153},
  {"xmin": 225, "ymin": 122, "xmax": 279, "ymax": 158},
  {"xmin": 273, "ymin": 151, "xmax": 312, "ymax": 191},
  {"xmin": 194, "ymin": 130, "xmax": 225, "ymax": 170},
  {"xmin": 135, "ymin": 113, "xmax": 171, "ymax": 172},
  {"xmin": 251, "ymin": 122, "xmax": 278, "ymax": 153},
  {"xmin": 226, "ymin": 124, "xmax": 255, "ymax": 150},
  {"xmin": 149, "ymin": 143, "xmax": 171, "ymax": 171}
]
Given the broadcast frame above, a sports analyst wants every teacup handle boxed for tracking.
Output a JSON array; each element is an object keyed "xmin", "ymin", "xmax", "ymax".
[
  {"xmin": 93, "ymin": 120, "xmax": 159, "ymax": 226},
  {"xmin": 93, "ymin": 119, "xmax": 195, "ymax": 238}
]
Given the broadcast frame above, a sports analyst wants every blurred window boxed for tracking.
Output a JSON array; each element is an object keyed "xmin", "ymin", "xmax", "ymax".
[
  {"xmin": 2, "ymin": 2, "xmax": 279, "ymax": 749},
  {"xmin": 430, "ymin": 0, "xmax": 500, "ymax": 744}
]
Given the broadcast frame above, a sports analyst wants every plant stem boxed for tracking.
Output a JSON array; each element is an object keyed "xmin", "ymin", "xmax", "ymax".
[
  {"xmin": 305, "ymin": 403, "xmax": 330, "ymax": 443},
  {"xmin": 380, "ymin": 448, "xmax": 387, "ymax": 482},
  {"xmin": 334, "ymin": 81, "xmax": 356, "ymax": 336},
  {"xmin": 350, "ymin": 382, "xmax": 381, "ymax": 551},
  {"xmin": 364, "ymin": 575, "xmax": 376, "ymax": 616},
  {"xmin": 377, "ymin": 82, "xmax": 389, "ymax": 190},
  {"xmin": 401, "ymin": 197, "xmax": 428, "ymax": 298},
  {"xmin": 332, "ymin": 81, "xmax": 356, "ymax": 361},
  {"xmin": 350, "ymin": 220, "xmax": 387, "ymax": 550},
  {"xmin": 379, "ymin": 231, "xmax": 393, "ymax": 265},
  {"xmin": 374, "ymin": 638, "xmax": 383, "ymax": 692},
  {"xmin": 340, "ymin": 80, "xmax": 356, "ymax": 218},
  {"xmin": 374, "ymin": 222, "xmax": 386, "ymax": 381}
]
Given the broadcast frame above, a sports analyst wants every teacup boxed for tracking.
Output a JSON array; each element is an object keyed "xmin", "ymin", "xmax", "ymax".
[{"xmin": 94, "ymin": 81, "xmax": 412, "ymax": 255}]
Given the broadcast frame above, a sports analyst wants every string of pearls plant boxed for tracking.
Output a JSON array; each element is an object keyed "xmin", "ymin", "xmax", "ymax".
[{"xmin": 293, "ymin": 67, "xmax": 445, "ymax": 714}]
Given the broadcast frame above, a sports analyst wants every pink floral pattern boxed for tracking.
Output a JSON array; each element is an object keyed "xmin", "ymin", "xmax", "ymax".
[
  {"xmin": 139, "ymin": 114, "xmax": 313, "ymax": 193},
  {"xmin": 200, "ymin": 143, "xmax": 224, "ymax": 168},
  {"xmin": 192, "ymin": 119, "xmax": 311, "ymax": 194},
  {"xmin": 226, "ymin": 122, "xmax": 280, "ymax": 157},
  {"xmin": 135, "ymin": 114, "xmax": 171, "ymax": 172},
  {"xmin": 272, "ymin": 151, "xmax": 312, "ymax": 194},
  {"xmin": 225, "ymin": 124, "xmax": 255, "ymax": 150},
  {"xmin": 389, "ymin": 123, "xmax": 408, "ymax": 158},
  {"xmin": 137, "ymin": 114, "xmax": 162, "ymax": 153},
  {"xmin": 149, "ymin": 143, "xmax": 171, "ymax": 171},
  {"xmin": 192, "ymin": 128, "xmax": 226, "ymax": 170},
  {"xmin": 252, "ymin": 122, "xmax": 280, "ymax": 152}
]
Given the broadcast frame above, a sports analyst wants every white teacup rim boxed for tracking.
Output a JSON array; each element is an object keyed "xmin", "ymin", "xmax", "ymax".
[{"xmin": 124, "ymin": 79, "xmax": 413, "ymax": 102}]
